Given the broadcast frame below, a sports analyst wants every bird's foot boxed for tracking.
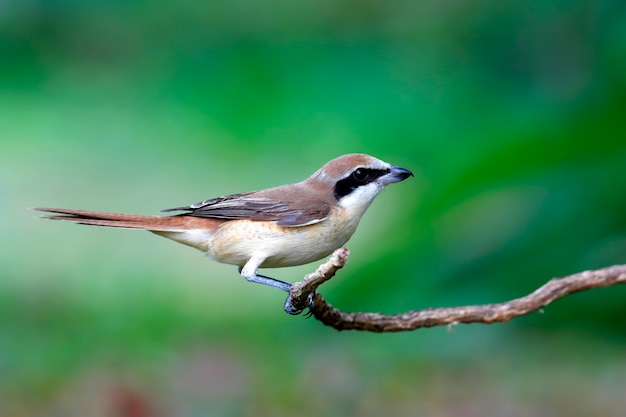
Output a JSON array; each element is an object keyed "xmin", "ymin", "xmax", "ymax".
[{"xmin": 283, "ymin": 291, "xmax": 315, "ymax": 316}]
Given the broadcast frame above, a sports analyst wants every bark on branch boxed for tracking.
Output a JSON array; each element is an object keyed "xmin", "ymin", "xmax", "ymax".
[{"xmin": 287, "ymin": 248, "xmax": 626, "ymax": 332}]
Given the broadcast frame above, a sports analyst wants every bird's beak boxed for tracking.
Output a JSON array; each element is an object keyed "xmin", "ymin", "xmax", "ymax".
[{"xmin": 380, "ymin": 166, "xmax": 414, "ymax": 185}]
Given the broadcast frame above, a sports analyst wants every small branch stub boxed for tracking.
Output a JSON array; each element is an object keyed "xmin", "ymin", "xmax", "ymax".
[{"xmin": 288, "ymin": 248, "xmax": 626, "ymax": 332}]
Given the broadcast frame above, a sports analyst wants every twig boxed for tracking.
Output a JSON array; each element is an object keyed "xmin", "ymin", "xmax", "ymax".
[
  {"xmin": 288, "ymin": 248, "xmax": 626, "ymax": 332},
  {"xmin": 286, "ymin": 248, "xmax": 350, "ymax": 314}
]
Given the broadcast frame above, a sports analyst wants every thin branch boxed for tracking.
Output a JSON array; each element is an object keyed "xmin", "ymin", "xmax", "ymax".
[
  {"xmin": 288, "ymin": 248, "xmax": 626, "ymax": 332},
  {"xmin": 286, "ymin": 247, "xmax": 350, "ymax": 313}
]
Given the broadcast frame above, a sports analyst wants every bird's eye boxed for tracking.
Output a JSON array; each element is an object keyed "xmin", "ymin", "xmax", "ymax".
[{"xmin": 352, "ymin": 169, "xmax": 369, "ymax": 182}]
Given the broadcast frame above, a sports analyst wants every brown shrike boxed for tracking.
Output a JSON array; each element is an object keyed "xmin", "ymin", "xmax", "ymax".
[{"xmin": 36, "ymin": 153, "xmax": 413, "ymax": 313}]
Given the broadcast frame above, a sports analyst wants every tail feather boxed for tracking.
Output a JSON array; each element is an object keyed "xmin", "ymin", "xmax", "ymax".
[{"xmin": 34, "ymin": 207, "xmax": 221, "ymax": 232}]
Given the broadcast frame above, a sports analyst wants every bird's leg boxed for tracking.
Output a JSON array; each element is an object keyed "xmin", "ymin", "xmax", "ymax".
[
  {"xmin": 243, "ymin": 272, "xmax": 310, "ymax": 315},
  {"xmin": 241, "ymin": 271, "xmax": 314, "ymax": 315},
  {"xmin": 243, "ymin": 272, "xmax": 292, "ymax": 292},
  {"xmin": 239, "ymin": 259, "xmax": 313, "ymax": 315},
  {"xmin": 238, "ymin": 261, "xmax": 292, "ymax": 292}
]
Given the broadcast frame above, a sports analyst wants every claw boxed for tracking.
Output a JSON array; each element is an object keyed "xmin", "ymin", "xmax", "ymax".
[
  {"xmin": 283, "ymin": 292, "xmax": 316, "ymax": 316},
  {"xmin": 283, "ymin": 296, "xmax": 304, "ymax": 315}
]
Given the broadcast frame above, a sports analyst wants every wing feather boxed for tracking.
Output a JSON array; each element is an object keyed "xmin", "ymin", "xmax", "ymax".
[{"xmin": 161, "ymin": 190, "xmax": 330, "ymax": 227}]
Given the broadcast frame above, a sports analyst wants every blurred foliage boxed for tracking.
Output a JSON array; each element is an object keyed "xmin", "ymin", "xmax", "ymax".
[{"xmin": 2, "ymin": 0, "xmax": 626, "ymax": 416}]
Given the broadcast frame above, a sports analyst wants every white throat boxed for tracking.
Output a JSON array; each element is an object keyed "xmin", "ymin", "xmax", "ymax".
[{"xmin": 338, "ymin": 182, "xmax": 384, "ymax": 219}]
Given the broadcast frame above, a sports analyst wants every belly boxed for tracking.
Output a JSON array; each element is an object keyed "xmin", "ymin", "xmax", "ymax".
[{"xmin": 206, "ymin": 218, "xmax": 358, "ymax": 268}]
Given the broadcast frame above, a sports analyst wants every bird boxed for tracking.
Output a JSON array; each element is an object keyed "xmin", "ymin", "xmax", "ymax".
[{"xmin": 35, "ymin": 153, "xmax": 413, "ymax": 313}]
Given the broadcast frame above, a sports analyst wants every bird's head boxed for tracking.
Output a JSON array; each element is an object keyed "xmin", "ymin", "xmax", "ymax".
[{"xmin": 307, "ymin": 153, "xmax": 413, "ymax": 214}]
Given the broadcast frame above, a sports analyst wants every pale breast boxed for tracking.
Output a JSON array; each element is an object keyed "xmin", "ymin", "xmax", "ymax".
[{"xmin": 206, "ymin": 207, "xmax": 361, "ymax": 269}]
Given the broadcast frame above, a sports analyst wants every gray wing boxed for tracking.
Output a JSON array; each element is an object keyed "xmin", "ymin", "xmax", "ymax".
[{"xmin": 161, "ymin": 192, "xmax": 330, "ymax": 227}]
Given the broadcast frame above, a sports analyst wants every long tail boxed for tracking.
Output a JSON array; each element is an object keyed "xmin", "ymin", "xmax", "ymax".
[{"xmin": 34, "ymin": 207, "xmax": 222, "ymax": 232}]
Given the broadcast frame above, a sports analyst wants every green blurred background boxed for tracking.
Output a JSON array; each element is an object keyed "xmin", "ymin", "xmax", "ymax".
[{"xmin": 2, "ymin": 1, "xmax": 626, "ymax": 416}]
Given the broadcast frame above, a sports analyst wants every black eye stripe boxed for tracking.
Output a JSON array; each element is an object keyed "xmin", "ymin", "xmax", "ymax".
[{"xmin": 334, "ymin": 168, "xmax": 390, "ymax": 200}]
